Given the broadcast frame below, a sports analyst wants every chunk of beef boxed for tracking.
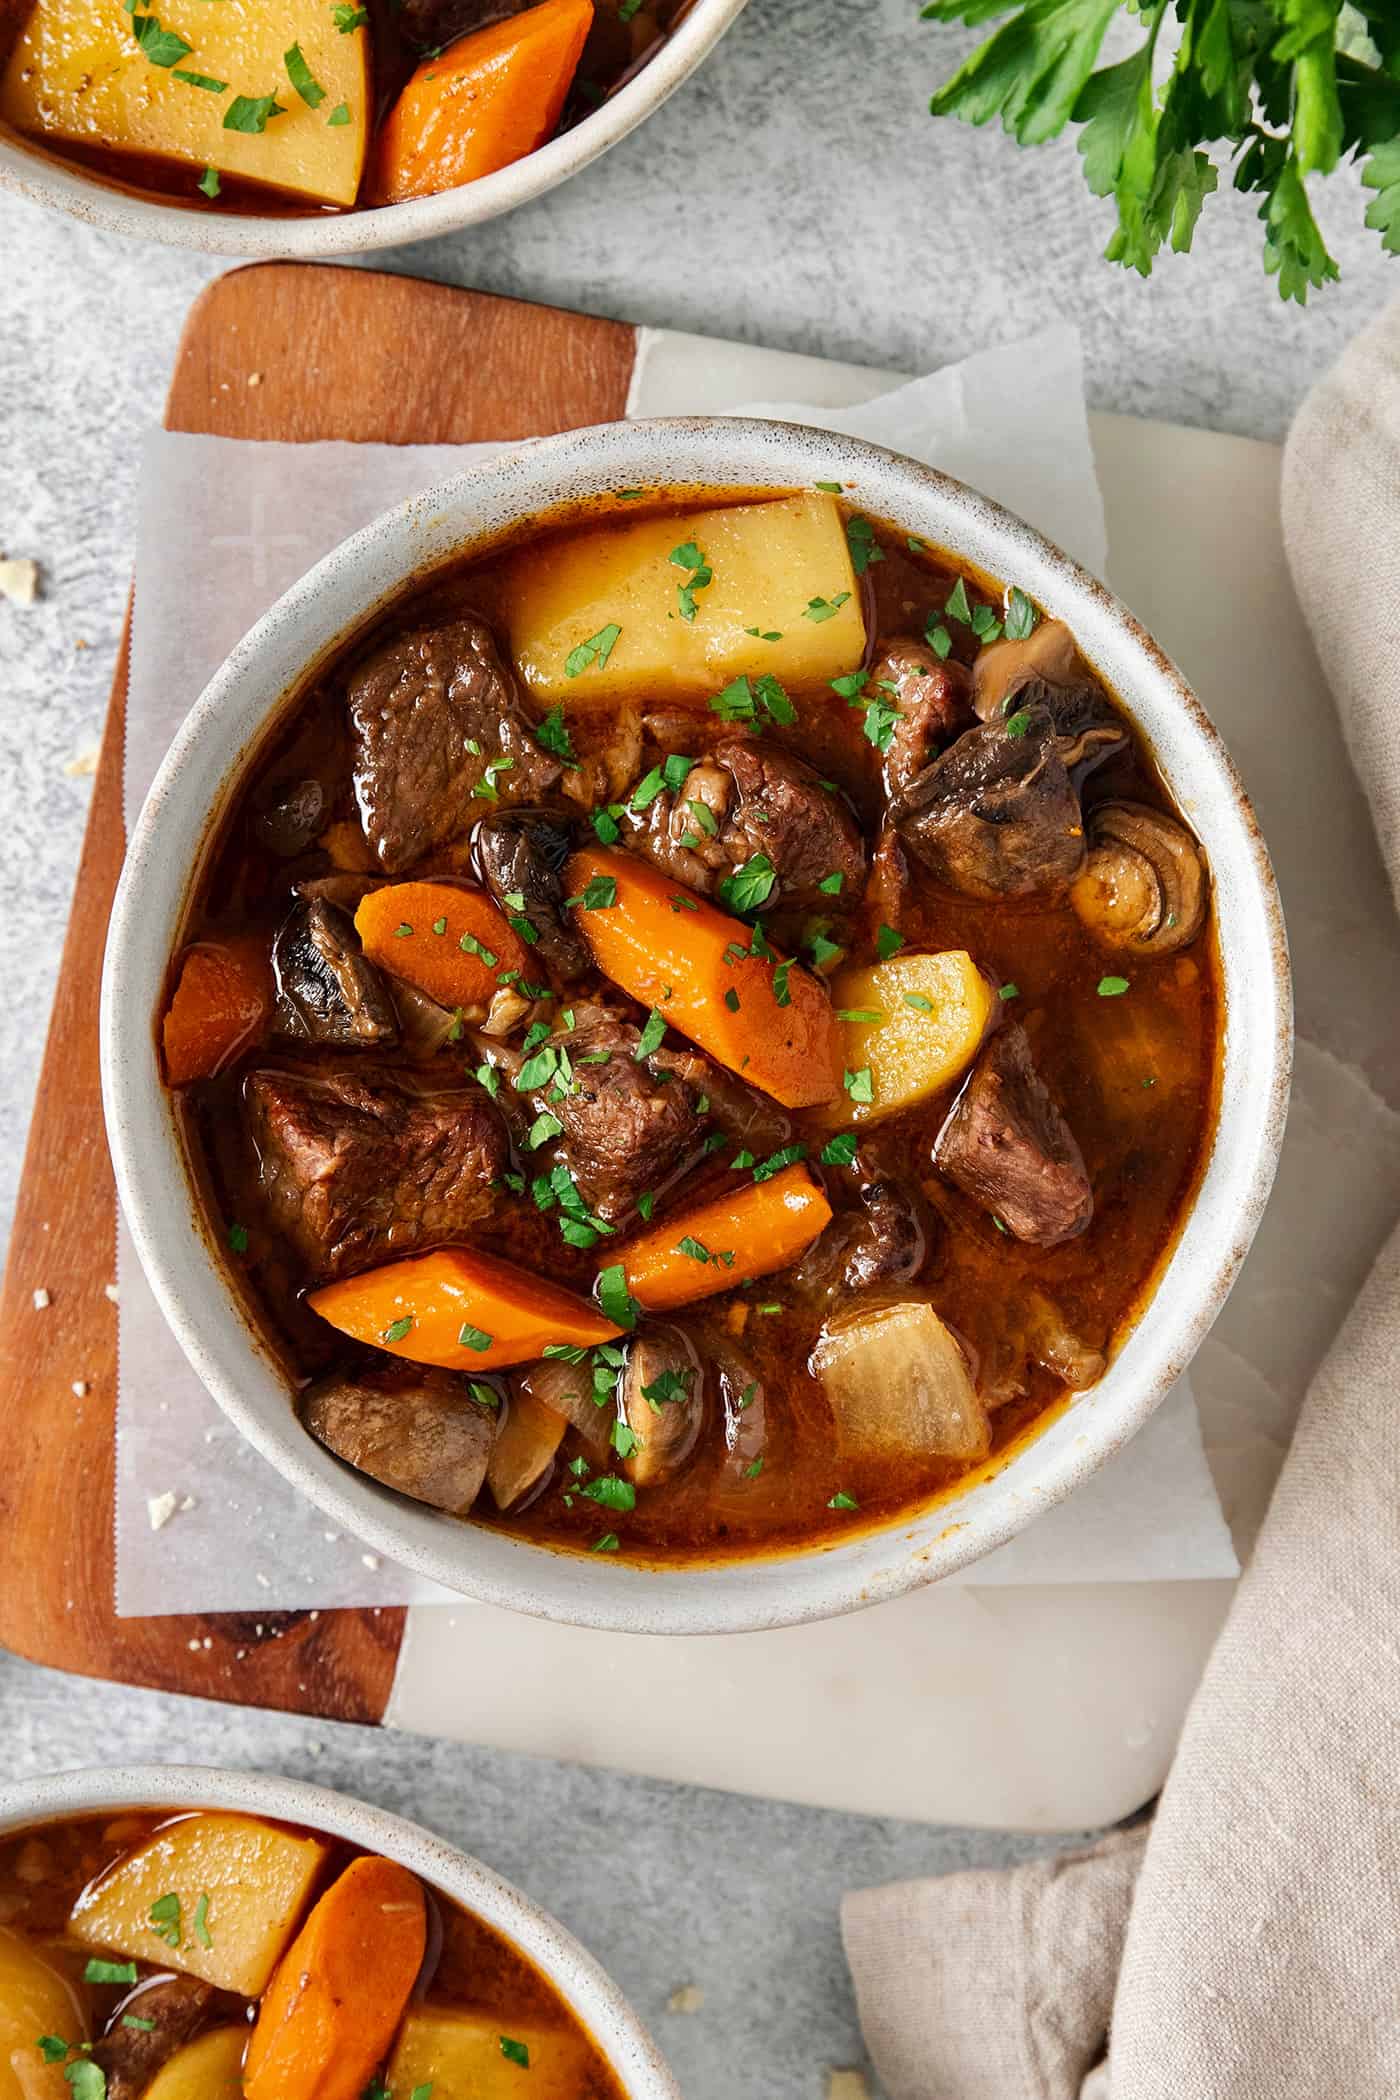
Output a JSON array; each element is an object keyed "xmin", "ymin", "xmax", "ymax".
[
  {"xmin": 94, "ymin": 1978, "xmax": 215, "ymax": 2100},
  {"xmin": 303, "ymin": 1365, "xmax": 497, "ymax": 1514},
  {"xmin": 254, "ymin": 776, "xmax": 326, "ymax": 857},
  {"xmin": 272, "ymin": 896, "xmax": 398, "ymax": 1047},
  {"xmin": 247, "ymin": 1064, "xmax": 507, "ymax": 1278},
  {"xmin": 793, "ymin": 1165, "xmax": 927, "ymax": 1303},
  {"xmin": 871, "ymin": 641, "xmax": 972, "ymax": 803},
  {"xmin": 934, "ymin": 1024, "xmax": 1092, "ymax": 1246},
  {"xmin": 628, "ymin": 738, "xmax": 866, "ymax": 908},
  {"xmin": 898, "ymin": 707, "xmax": 1087, "ymax": 901},
  {"xmin": 649, "ymin": 1041, "xmax": 792, "ymax": 1157},
  {"xmin": 347, "ymin": 617, "xmax": 559, "ymax": 872},
  {"xmin": 474, "ymin": 806, "xmax": 589, "ymax": 983},
  {"xmin": 392, "ymin": 0, "xmax": 525, "ymax": 47}
]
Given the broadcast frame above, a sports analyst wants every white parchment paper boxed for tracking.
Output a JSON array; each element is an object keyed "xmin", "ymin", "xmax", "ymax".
[{"xmin": 115, "ymin": 324, "xmax": 1238, "ymax": 1614}]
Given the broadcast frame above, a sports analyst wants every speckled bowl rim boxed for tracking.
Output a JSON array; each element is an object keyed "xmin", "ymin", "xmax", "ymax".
[
  {"xmin": 0, "ymin": 1764, "xmax": 679, "ymax": 2098},
  {"xmin": 0, "ymin": 0, "xmax": 747, "ymax": 258},
  {"xmin": 100, "ymin": 416, "xmax": 1292, "ymax": 1634}
]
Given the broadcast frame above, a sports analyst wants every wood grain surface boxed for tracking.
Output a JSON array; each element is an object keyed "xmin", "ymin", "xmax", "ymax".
[{"xmin": 0, "ymin": 263, "xmax": 636, "ymax": 1721}]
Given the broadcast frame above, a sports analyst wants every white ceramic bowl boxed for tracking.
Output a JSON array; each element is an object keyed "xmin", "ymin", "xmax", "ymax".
[
  {"xmin": 0, "ymin": 1763, "xmax": 679, "ymax": 2098},
  {"xmin": 101, "ymin": 416, "xmax": 1291, "ymax": 1633},
  {"xmin": 0, "ymin": 0, "xmax": 746, "ymax": 256}
]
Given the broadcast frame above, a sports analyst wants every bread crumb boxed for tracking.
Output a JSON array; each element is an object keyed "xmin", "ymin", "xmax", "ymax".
[
  {"xmin": 32, "ymin": 1287, "xmax": 50, "ymax": 1310},
  {"xmin": 63, "ymin": 744, "xmax": 100, "ymax": 778},
  {"xmin": 148, "ymin": 1492, "xmax": 178, "ymax": 1531},
  {"xmin": 667, "ymin": 1985, "xmax": 705, "ymax": 2015},
  {"xmin": 0, "ymin": 555, "xmax": 40, "ymax": 606},
  {"xmin": 826, "ymin": 2073, "xmax": 871, "ymax": 2100}
]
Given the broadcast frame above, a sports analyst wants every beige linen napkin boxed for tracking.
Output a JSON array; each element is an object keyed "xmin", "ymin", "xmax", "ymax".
[{"xmin": 841, "ymin": 297, "xmax": 1400, "ymax": 2100}]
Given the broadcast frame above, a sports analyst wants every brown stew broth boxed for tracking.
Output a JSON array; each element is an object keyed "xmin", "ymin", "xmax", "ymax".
[
  {"xmin": 174, "ymin": 497, "xmax": 1220, "ymax": 1562},
  {"xmin": 0, "ymin": 1809, "xmax": 623, "ymax": 2097}
]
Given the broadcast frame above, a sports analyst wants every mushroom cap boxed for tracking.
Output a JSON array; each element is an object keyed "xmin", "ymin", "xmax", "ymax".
[
  {"xmin": 619, "ymin": 1326, "xmax": 705, "ymax": 1489},
  {"xmin": 972, "ymin": 618, "xmax": 1081, "ymax": 722},
  {"xmin": 1070, "ymin": 800, "xmax": 1207, "ymax": 956}
]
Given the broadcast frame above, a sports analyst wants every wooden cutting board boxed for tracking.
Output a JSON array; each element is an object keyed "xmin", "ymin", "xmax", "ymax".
[{"xmin": 0, "ymin": 263, "xmax": 636, "ymax": 1722}]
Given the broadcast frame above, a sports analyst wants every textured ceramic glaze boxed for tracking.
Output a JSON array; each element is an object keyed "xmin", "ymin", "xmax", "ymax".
[
  {"xmin": 0, "ymin": 1765, "xmax": 680, "ymax": 2098},
  {"xmin": 101, "ymin": 418, "xmax": 1291, "ymax": 1633},
  {"xmin": 0, "ymin": 0, "xmax": 747, "ymax": 257}
]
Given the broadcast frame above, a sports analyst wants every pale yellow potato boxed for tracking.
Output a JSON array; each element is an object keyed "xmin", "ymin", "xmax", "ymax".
[
  {"xmin": 388, "ymin": 2007, "xmax": 592, "ymax": 2100},
  {"xmin": 68, "ymin": 1812, "xmax": 327, "ymax": 1997},
  {"xmin": 823, "ymin": 950, "xmax": 994, "ymax": 1126},
  {"xmin": 501, "ymin": 494, "xmax": 865, "ymax": 705},
  {"xmin": 143, "ymin": 2027, "xmax": 247, "ymax": 2100},
  {"xmin": 812, "ymin": 1300, "xmax": 990, "ymax": 1460},
  {"xmin": 1, "ymin": 0, "xmax": 369, "ymax": 206},
  {"xmin": 0, "ymin": 1930, "xmax": 86, "ymax": 2100}
]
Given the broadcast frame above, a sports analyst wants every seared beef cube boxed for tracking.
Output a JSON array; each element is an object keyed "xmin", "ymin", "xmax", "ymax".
[
  {"xmin": 272, "ymin": 896, "xmax": 398, "ymax": 1046},
  {"xmin": 898, "ymin": 708, "xmax": 1086, "ymax": 901},
  {"xmin": 247, "ymin": 1065, "xmax": 507, "ymax": 1278},
  {"xmin": 347, "ymin": 617, "xmax": 560, "ymax": 872},
  {"xmin": 474, "ymin": 807, "xmax": 589, "ymax": 983},
  {"xmin": 629, "ymin": 737, "xmax": 865, "ymax": 908},
  {"xmin": 94, "ymin": 1978, "xmax": 216, "ymax": 2100},
  {"xmin": 871, "ymin": 641, "xmax": 972, "ymax": 802},
  {"xmin": 544, "ymin": 1010, "xmax": 704, "ymax": 1222},
  {"xmin": 303, "ymin": 1365, "xmax": 497, "ymax": 1514},
  {"xmin": 935, "ymin": 1024, "xmax": 1092, "ymax": 1246}
]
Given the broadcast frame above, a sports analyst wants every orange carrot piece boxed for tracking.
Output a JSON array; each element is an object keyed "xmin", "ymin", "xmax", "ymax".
[
  {"xmin": 354, "ymin": 881, "xmax": 530, "ymax": 1013},
  {"xmin": 244, "ymin": 1855, "xmax": 425, "ymax": 2100},
  {"xmin": 371, "ymin": 0, "xmax": 594, "ymax": 205},
  {"xmin": 565, "ymin": 847, "xmax": 842, "ymax": 1109},
  {"xmin": 620, "ymin": 1165, "xmax": 833, "ymax": 1312},
  {"xmin": 161, "ymin": 937, "xmax": 271, "ymax": 1085},
  {"xmin": 308, "ymin": 1245, "xmax": 621, "ymax": 1372}
]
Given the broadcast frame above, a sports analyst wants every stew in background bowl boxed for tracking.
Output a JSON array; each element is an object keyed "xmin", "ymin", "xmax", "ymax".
[{"xmin": 100, "ymin": 419, "xmax": 1290, "ymax": 1632}]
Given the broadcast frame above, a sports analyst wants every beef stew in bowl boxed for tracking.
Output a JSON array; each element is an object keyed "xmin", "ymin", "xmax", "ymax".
[
  {"xmin": 0, "ymin": 1771, "xmax": 675, "ymax": 2100},
  {"xmin": 157, "ymin": 489, "xmax": 1219, "ymax": 1565},
  {"xmin": 103, "ymin": 420, "xmax": 1287, "ymax": 1629}
]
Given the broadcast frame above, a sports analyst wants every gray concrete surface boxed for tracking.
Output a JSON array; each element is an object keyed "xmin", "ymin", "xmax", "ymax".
[{"xmin": 0, "ymin": 0, "xmax": 1394, "ymax": 2089}]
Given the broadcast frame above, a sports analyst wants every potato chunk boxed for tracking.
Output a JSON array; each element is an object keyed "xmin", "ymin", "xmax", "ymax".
[
  {"xmin": 388, "ymin": 2007, "xmax": 593, "ymax": 2100},
  {"xmin": 824, "ymin": 950, "xmax": 994, "ymax": 1126},
  {"xmin": 68, "ymin": 1812, "xmax": 327, "ymax": 1998},
  {"xmin": 0, "ymin": 1930, "xmax": 86, "ymax": 2100},
  {"xmin": 812, "ymin": 1299, "xmax": 990, "ymax": 1460},
  {"xmin": 144, "ymin": 2029, "xmax": 247, "ymax": 2100},
  {"xmin": 1, "ymin": 0, "xmax": 369, "ymax": 207},
  {"xmin": 501, "ymin": 495, "xmax": 865, "ymax": 705}
]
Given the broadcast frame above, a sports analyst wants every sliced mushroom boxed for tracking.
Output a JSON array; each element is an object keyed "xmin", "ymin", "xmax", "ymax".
[
  {"xmin": 1070, "ymin": 801, "xmax": 1207, "ymax": 956},
  {"xmin": 473, "ymin": 807, "xmax": 588, "ymax": 982},
  {"xmin": 302, "ymin": 1367, "xmax": 497, "ymax": 1516},
  {"xmin": 518, "ymin": 1351, "xmax": 614, "ymax": 1460},
  {"xmin": 618, "ymin": 1327, "xmax": 704, "ymax": 1489},
  {"xmin": 393, "ymin": 979, "xmax": 464, "ymax": 1058},
  {"xmin": 272, "ymin": 895, "xmax": 398, "ymax": 1046},
  {"xmin": 254, "ymin": 777, "xmax": 328, "ymax": 858},
  {"xmin": 972, "ymin": 617, "xmax": 1080, "ymax": 722},
  {"xmin": 717, "ymin": 1350, "xmax": 768, "ymax": 1484}
]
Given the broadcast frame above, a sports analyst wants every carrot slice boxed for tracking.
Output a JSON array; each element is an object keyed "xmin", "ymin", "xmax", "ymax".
[
  {"xmin": 565, "ymin": 847, "xmax": 842, "ymax": 1109},
  {"xmin": 161, "ymin": 937, "xmax": 271, "ymax": 1085},
  {"xmin": 620, "ymin": 1165, "xmax": 833, "ymax": 1312},
  {"xmin": 308, "ymin": 1245, "xmax": 621, "ymax": 1372},
  {"xmin": 243, "ymin": 1855, "xmax": 425, "ymax": 2100},
  {"xmin": 371, "ymin": 0, "xmax": 594, "ymax": 205},
  {"xmin": 354, "ymin": 881, "xmax": 530, "ymax": 1013}
]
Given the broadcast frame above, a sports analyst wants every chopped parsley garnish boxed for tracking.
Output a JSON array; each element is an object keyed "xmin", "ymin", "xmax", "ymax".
[
  {"xmin": 836, "ymin": 1007, "xmax": 885, "ymax": 1023},
  {"xmin": 830, "ymin": 671, "xmax": 867, "ymax": 701},
  {"xmin": 475, "ymin": 755, "xmax": 515, "ymax": 802},
  {"xmin": 476, "ymin": 1061, "xmax": 501, "ymax": 1099},
  {"xmin": 711, "ymin": 673, "xmax": 757, "ymax": 722},
  {"xmin": 500, "ymin": 2037, "xmax": 531, "ymax": 2069},
  {"xmin": 469, "ymin": 1382, "xmax": 501, "ymax": 1411},
  {"xmin": 686, "ymin": 797, "xmax": 718, "ymax": 836},
  {"xmin": 670, "ymin": 541, "xmax": 713, "ymax": 622},
  {"xmin": 1004, "ymin": 709, "xmax": 1033, "ymax": 740},
  {"xmin": 592, "ymin": 1532, "xmax": 621, "ymax": 1552},
  {"xmin": 223, "ymin": 92, "xmax": 285, "ymax": 133},
  {"xmin": 227, "ymin": 1221, "xmax": 249, "ymax": 1254},
  {"xmin": 859, "ymin": 686, "xmax": 902, "ymax": 753},
  {"xmin": 527, "ymin": 1111, "xmax": 563, "ymax": 1148},
  {"xmin": 803, "ymin": 592, "xmax": 851, "ymax": 623},
  {"xmin": 616, "ymin": 487, "xmax": 644, "ymax": 500},
  {"xmin": 83, "ymin": 1958, "xmax": 138, "ymax": 1985},
  {"xmin": 564, "ymin": 623, "xmax": 622, "ymax": 679},
  {"xmin": 284, "ymin": 40, "xmax": 326, "ymax": 106},
  {"xmin": 718, "ymin": 854, "xmax": 776, "ymax": 915},
  {"xmin": 723, "ymin": 986, "xmax": 740, "ymax": 1012},
  {"xmin": 1098, "ymin": 975, "xmax": 1130, "ymax": 997},
  {"xmin": 610, "ymin": 1420, "xmax": 639, "ymax": 1459},
  {"xmin": 845, "ymin": 514, "xmax": 884, "ymax": 577},
  {"xmin": 568, "ymin": 874, "xmax": 617, "ymax": 912},
  {"xmin": 458, "ymin": 929, "xmax": 498, "ymax": 966},
  {"xmin": 122, "ymin": 2017, "xmax": 157, "ymax": 2032},
  {"xmin": 327, "ymin": 100, "xmax": 350, "ymax": 124},
  {"xmin": 637, "ymin": 1191, "xmax": 656, "ymax": 1221},
  {"xmin": 772, "ymin": 960, "xmax": 793, "ymax": 1007},
  {"xmin": 999, "ymin": 982, "xmax": 1019, "ymax": 1000},
  {"xmin": 744, "ymin": 626, "xmax": 783, "ymax": 641},
  {"xmin": 534, "ymin": 705, "xmax": 577, "ymax": 764},
  {"xmin": 635, "ymin": 1007, "xmax": 667, "ymax": 1058},
  {"xmin": 592, "ymin": 803, "xmax": 624, "ymax": 844},
  {"xmin": 383, "ymin": 1316, "xmax": 414, "ymax": 1344},
  {"xmin": 192, "ymin": 1893, "xmax": 213, "ymax": 1949},
  {"xmin": 903, "ymin": 992, "xmax": 935, "ymax": 1014},
  {"xmin": 731, "ymin": 1150, "xmax": 755, "ymax": 1171},
  {"xmin": 828, "ymin": 1490, "xmax": 859, "ymax": 1511},
  {"xmin": 641, "ymin": 1367, "xmax": 693, "ymax": 1408},
  {"xmin": 820, "ymin": 1132, "xmax": 859, "ymax": 1166},
  {"xmin": 64, "ymin": 2065, "xmax": 105, "ymax": 2100},
  {"xmin": 875, "ymin": 923, "xmax": 905, "ymax": 961},
  {"xmin": 753, "ymin": 671, "xmax": 796, "ymax": 724},
  {"xmin": 808, "ymin": 929, "xmax": 844, "ymax": 970},
  {"xmin": 332, "ymin": 3, "xmax": 369, "ymax": 28},
  {"xmin": 598, "ymin": 1263, "xmax": 639, "ymax": 1330},
  {"xmin": 457, "ymin": 1324, "xmax": 493, "ymax": 1352},
  {"xmin": 148, "ymin": 1891, "xmax": 182, "ymax": 1947},
  {"xmin": 581, "ymin": 1474, "xmax": 636, "ymax": 1512},
  {"xmin": 843, "ymin": 1066, "xmax": 874, "ymax": 1104},
  {"xmin": 37, "ymin": 2041, "xmax": 69, "ymax": 2065},
  {"xmin": 944, "ymin": 577, "xmax": 973, "ymax": 626},
  {"xmin": 816, "ymin": 479, "xmax": 843, "ymax": 493},
  {"xmin": 173, "ymin": 68, "xmax": 226, "ymax": 91},
  {"xmin": 753, "ymin": 1143, "xmax": 807, "ymax": 1182},
  {"xmin": 544, "ymin": 1343, "xmax": 589, "ymax": 1362},
  {"xmin": 197, "ymin": 165, "xmax": 221, "ymax": 197},
  {"xmin": 130, "ymin": 13, "xmax": 192, "ymax": 66},
  {"xmin": 926, "ymin": 621, "xmax": 953, "ymax": 659},
  {"xmin": 744, "ymin": 1456, "xmax": 764, "ymax": 1478},
  {"xmin": 817, "ymin": 870, "xmax": 845, "ymax": 896},
  {"xmin": 394, "ymin": 921, "xmax": 414, "ymax": 938}
]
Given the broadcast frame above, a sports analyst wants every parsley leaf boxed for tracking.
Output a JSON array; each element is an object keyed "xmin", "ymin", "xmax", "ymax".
[
  {"xmin": 224, "ymin": 92, "xmax": 285, "ymax": 133},
  {"xmin": 130, "ymin": 13, "xmax": 192, "ymax": 66},
  {"xmin": 284, "ymin": 40, "xmax": 326, "ymax": 106},
  {"xmin": 564, "ymin": 623, "xmax": 622, "ymax": 678},
  {"xmin": 534, "ymin": 704, "xmax": 577, "ymax": 764}
]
